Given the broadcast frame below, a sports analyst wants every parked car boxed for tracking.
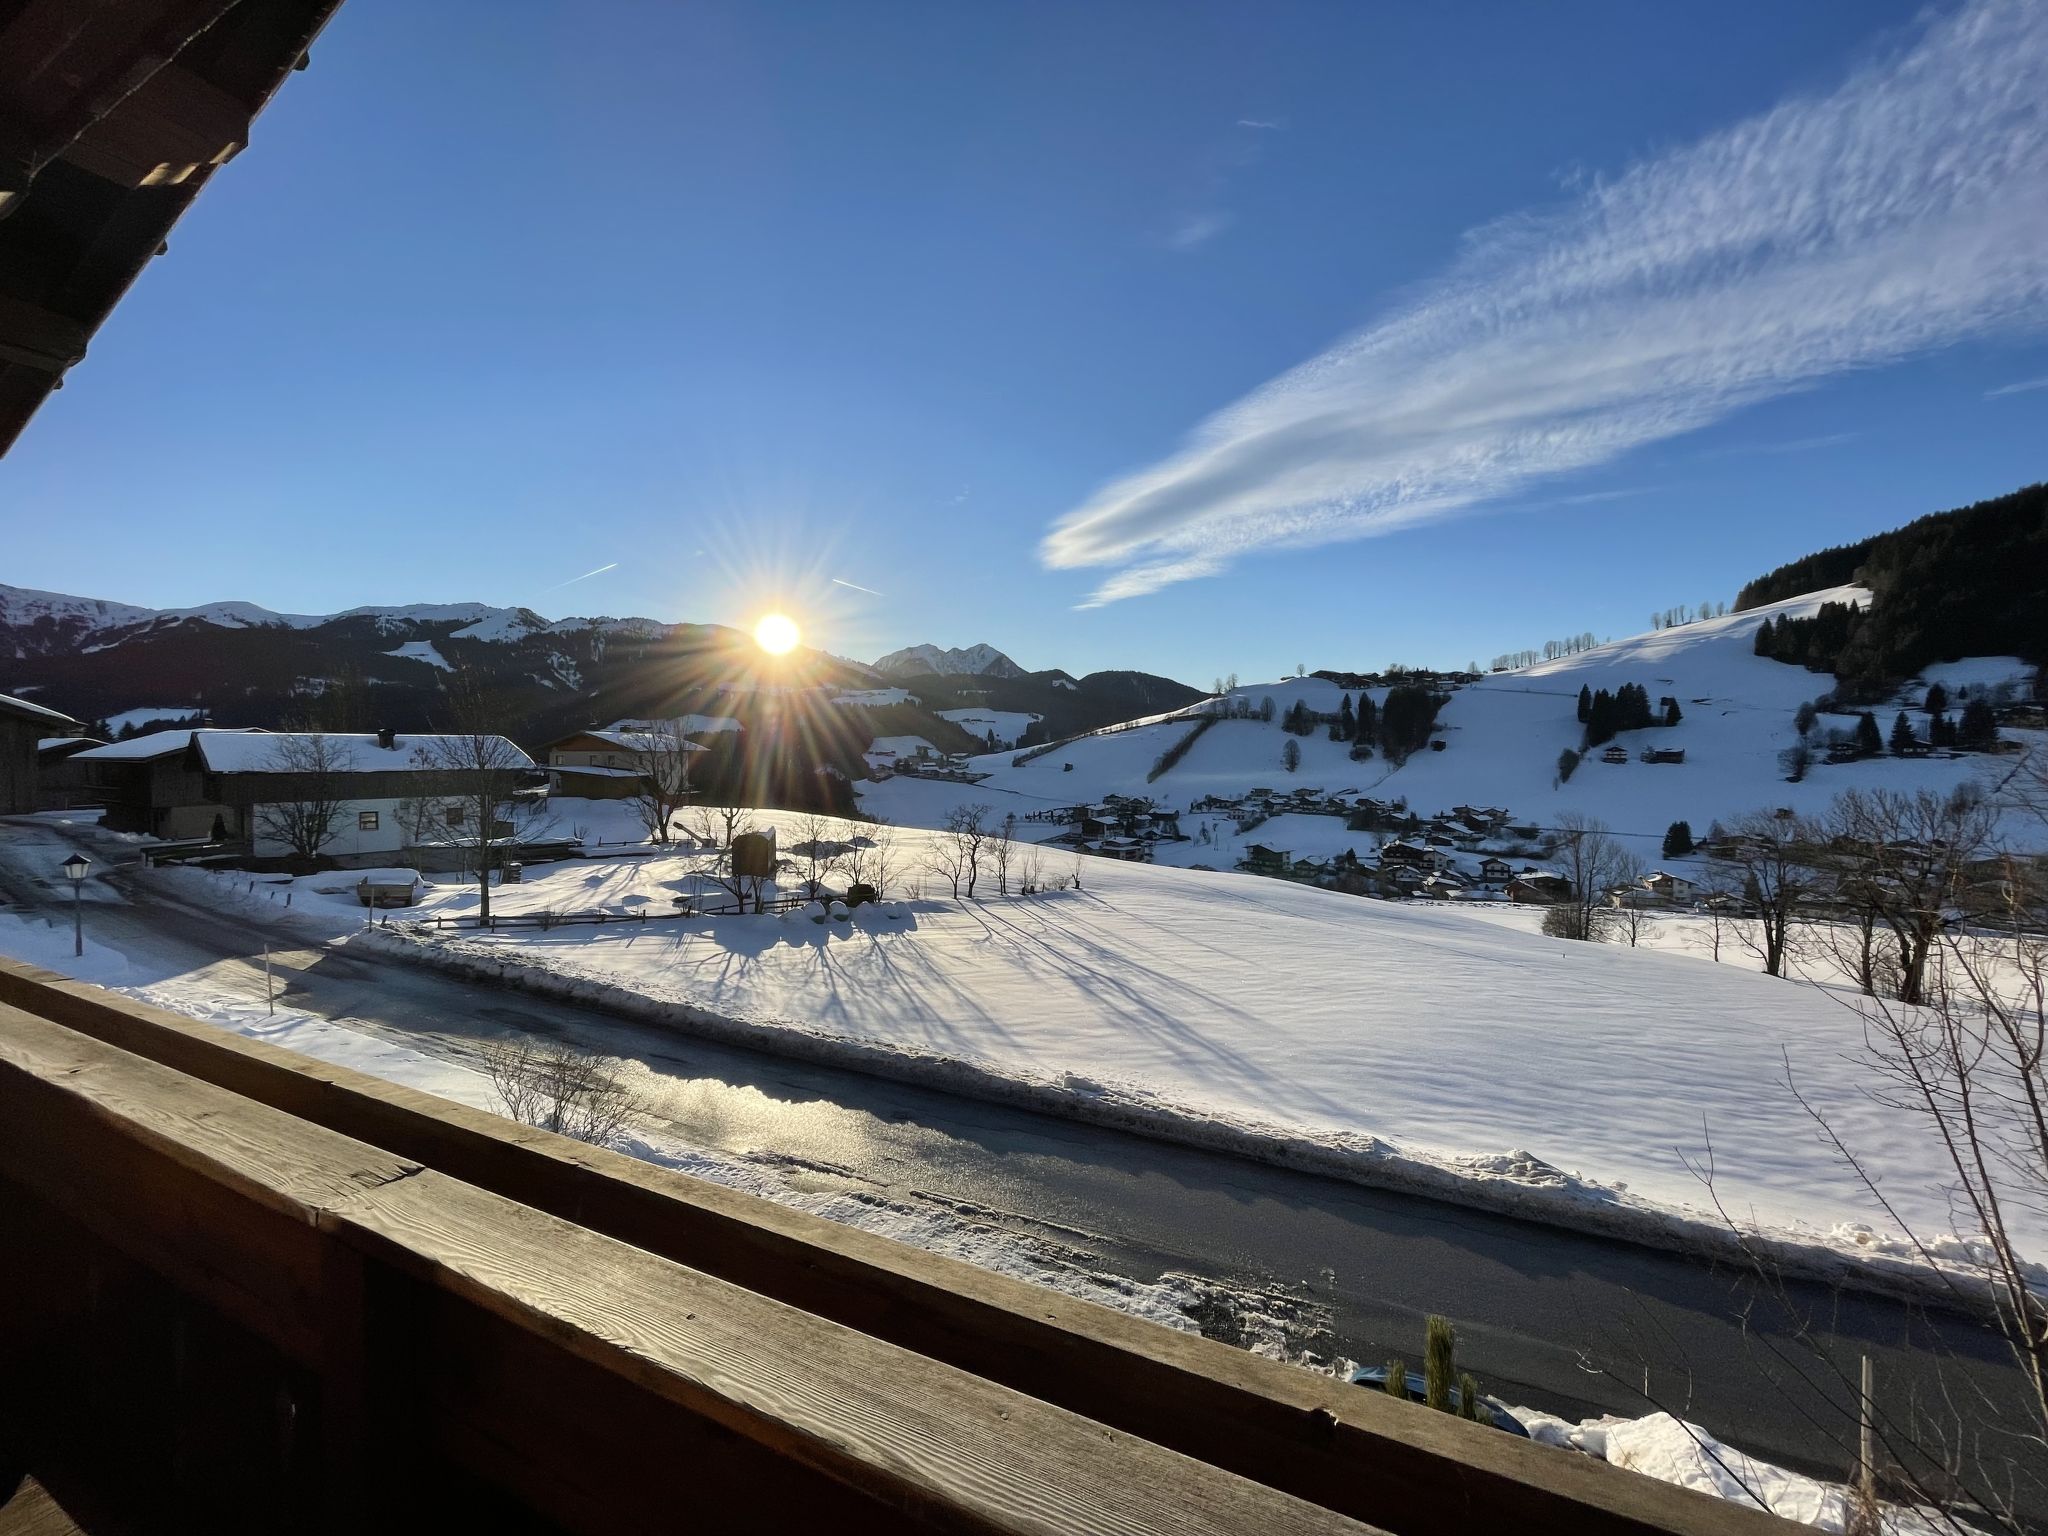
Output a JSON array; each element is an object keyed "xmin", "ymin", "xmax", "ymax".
[{"xmin": 1348, "ymin": 1367, "xmax": 1530, "ymax": 1436}]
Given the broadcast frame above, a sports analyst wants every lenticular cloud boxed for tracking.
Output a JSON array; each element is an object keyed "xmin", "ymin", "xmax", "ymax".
[{"xmin": 1041, "ymin": 0, "xmax": 2048, "ymax": 605}]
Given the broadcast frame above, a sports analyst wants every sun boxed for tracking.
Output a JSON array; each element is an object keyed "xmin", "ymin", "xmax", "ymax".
[{"xmin": 753, "ymin": 612, "xmax": 801, "ymax": 655}]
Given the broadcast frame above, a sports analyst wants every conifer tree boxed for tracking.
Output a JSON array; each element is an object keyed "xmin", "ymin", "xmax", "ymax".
[
  {"xmin": 1853, "ymin": 711, "xmax": 1883, "ymax": 758},
  {"xmin": 1958, "ymin": 698, "xmax": 1998, "ymax": 750},
  {"xmin": 1662, "ymin": 697, "xmax": 1683, "ymax": 727},
  {"xmin": 1924, "ymin": 681, "xmax": 1948, "ymax": 716},
  {"xmin": 1577, "ymin": 684, "xmax": 1592, "ymax": 723},
  {"xmin": 1754, "ymin": 615, "xmax": 1776, "ymax": 657},
  {"xmin": 1889, "ymin": 711, "xmax": 1917, "ymax": 755},
  {"xmin": 1338, "ymin": 693, "xmax": 1356, "ymax": 741},
  {"xmin": 1661, "ymin": 820, "xmax": 1693, "ymax": 858}
]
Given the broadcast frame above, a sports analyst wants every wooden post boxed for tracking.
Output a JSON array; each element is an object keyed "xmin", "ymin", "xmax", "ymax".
[
  {"xmin": 1858, "ymin": 1355, "xmax": 1876, "ymax": 1503},
  {"xmin": 264, "ymin": 946, "xmax": 274, "ymax": 1016}
]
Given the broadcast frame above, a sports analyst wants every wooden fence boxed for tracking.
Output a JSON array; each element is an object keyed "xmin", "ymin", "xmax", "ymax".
[{"xmin": 0, "ymin": 957, "xmax": 1799, "ymax": 1536}]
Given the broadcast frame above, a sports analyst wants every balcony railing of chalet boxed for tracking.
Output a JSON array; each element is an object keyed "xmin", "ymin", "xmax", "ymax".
[{"xmin": 0, "ymin": 958, "xmax": 1798, "ymax": 1535}]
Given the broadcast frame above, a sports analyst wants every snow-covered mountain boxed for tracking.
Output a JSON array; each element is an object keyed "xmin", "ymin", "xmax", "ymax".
[
  {"xmin": 0, "ymin": 582, "xmax": 675, "ymax": 658},
  {"xmin": 872, "ymin": 642, "xmax": 1026, "ymax": 680}
]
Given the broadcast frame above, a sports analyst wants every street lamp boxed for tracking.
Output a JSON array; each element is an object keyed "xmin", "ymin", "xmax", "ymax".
[{"xmin": 61, "ymin": 852, "xmax": 90, "ymax": 957}]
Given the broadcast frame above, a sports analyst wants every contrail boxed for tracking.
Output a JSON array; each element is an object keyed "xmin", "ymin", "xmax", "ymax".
[
  {"xmin": 544, "ymin": 561, "xmax": 619, "ymax": 592},
  {"xmin": 831, "ymin": 577, "xmax": 885, "ymax": 597}
]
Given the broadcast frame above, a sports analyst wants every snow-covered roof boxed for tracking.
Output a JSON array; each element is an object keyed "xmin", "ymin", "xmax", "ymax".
[
  {"xmin": 0, "ymin": 691, "xmax": 80, "ymax": 726},
  {"xmin": 566, "ymin": 728, "xmax": 705, "ymax": 754},
  {"xmin": 604, "ymin": 715, "xmax": 741, "ymax": 738},
  {"xmin": 38, "ymin": 735, "xmax": 98, "ymax": 753},
  {"xmin": 72, "ymin": 727, "xmax": 253, "ymax": 761},
  {"xmin": 189, "ymin": 730, "xmax": 535, "ymax": 774}
]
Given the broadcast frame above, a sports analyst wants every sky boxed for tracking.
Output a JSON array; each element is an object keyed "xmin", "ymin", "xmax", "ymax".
[{"xmin": 3, "ymin": 0, "xmax": 2044, "ymax": 685}]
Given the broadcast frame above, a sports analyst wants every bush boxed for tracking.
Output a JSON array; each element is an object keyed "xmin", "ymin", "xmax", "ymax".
[
  {"xmin": 1556, "ymin": 748, "xmax": 1581, "ymax": 785},
  {"xmin": 845, "ymin": 882, "xmax": 878, "ymax": 907}
]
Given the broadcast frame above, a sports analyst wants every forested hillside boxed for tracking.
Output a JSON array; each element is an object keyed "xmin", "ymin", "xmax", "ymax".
[{"xmin": 1735, "ymin": 483, "xmax": 2048, "ymax": 694}]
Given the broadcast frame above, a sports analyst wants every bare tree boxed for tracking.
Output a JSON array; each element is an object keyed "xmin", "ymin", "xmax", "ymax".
[
  {"xmin": 685, "ymin": 801, "xmax": 754, "ymax": 852},
  {"xmin": 1707, "ymin": 809, "xmax": 1815, "ymax": 977},
  {"xmin": 788, "ymin": 812, "xmax": 843, "ymax": 899},
  {"xmin": 624, "ymin": 721, "xmax": 697, "ymax": 845},
  {"xmin": 416, "ymin": 667, "xmax": 542, "ymax": 923},
  {"xmin": 1607, "ymin": 849, "xmax": 1652, "ymax": 947},
  {"xmin": 684, "ymin": 805, "xmax": 760, "ymax": 911},
  {"xmin": 924, "ymin": 803, "xmax": 992, "ymax": 898},
  {"xmin": 840, "ymin": 824, "xmax": 897, "ymax": 899},
  {"xmin": 1821, "ymin": 787, "xmax": 1998, "ymax": 1006},
  {"xmin": 251, "ymin": 733, "xmax": 356, "ymax": 861},
  {"xmin": 992, "ymin": 813, "xmax": 1017, "ymax": 895},
  {"xmin": 1545, "ymin": 813, "xmax": 1634, "ymax": 942},
  {"xmin": 481, "ymin": 1037, "xmax": 637, "ymax": 1147}
]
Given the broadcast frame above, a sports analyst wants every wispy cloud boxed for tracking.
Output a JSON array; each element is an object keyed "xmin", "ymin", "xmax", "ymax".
[
  {"xmin": 543, "ymin": 560, "xmax": 619, "ymax": 591},
  {"xmin": 830, "ymin": 576, "xmax": 885, "ymax": 597},
  {"xmin": 1984, "ymin": 373, "xmax": 2048, "ymax": 397},
  {"xmin": 1167, "ymin": 211, "xmax": 1232, "ymax": 250},
  {"xmin": 1236, "ymin": 118, "xmax": 1284, "ymax": 131},
  {"xmin": 1049, "ymin": 0, "xmax": 2048, "ymax": 604}
]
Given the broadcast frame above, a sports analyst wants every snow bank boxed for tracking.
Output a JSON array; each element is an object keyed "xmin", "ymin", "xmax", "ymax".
[{"xmin": 1509, "ymin": 1409, "xmax": 1948, "ymax": 1535}]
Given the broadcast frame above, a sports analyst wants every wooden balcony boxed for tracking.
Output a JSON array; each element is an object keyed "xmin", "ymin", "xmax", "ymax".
[{"xmin": 0, "ymin": 958, "xmax": 1798, "ymax": 1534}]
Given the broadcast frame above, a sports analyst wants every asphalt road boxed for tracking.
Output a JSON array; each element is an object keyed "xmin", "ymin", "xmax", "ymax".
[{"xmin": 0, "ymin": 816, "xmax": 2036, "ymax": 1505}]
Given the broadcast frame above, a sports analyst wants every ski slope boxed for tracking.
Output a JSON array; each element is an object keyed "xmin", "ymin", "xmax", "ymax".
[{"xmin": 859, "ymin": 587, "xmax": 2044, "ymax": 850}]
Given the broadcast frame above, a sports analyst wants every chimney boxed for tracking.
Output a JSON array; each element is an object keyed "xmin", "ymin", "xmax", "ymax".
[{"xmin": 376, "ymin": 726, "xmax": 397, "ymax": 750}]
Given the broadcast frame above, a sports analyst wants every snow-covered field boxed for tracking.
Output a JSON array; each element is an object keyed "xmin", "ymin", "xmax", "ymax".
[
  {"xmin": 936, "ymin": 708, "xmax": 1041, "ymax": 747},
  {"xmin": 858, "ymin": 588, "xmax": 2044, "ymax": 856},
  {"xmin": 93, "ymin": 801, "xmax": 2031, "ymax": 1299}
]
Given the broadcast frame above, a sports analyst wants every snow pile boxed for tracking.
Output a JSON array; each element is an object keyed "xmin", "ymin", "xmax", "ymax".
[
  {"xmin": 1510, "ymin": 1409, "xmax": 1947, "ymax": 1535},
  {"xmin": 938, "ymin": 708, "xmax": 1042, "ymax": 746}
]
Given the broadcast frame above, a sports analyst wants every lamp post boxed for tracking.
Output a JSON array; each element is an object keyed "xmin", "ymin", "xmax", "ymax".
[{"xmin": 61, "ymin": 852, "xmax": 90, "ymax": 957}]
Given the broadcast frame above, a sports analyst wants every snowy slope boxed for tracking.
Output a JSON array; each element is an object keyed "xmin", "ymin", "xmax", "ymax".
[
  {"xmin": 936, "ymin": 708, "xmax": 1042, "ymax": 746},
  {"xmin": 861, "ymin": 587, "xmax": 2044, "ymax": 850}
]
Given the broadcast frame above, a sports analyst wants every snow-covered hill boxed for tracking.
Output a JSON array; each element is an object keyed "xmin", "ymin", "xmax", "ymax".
[
  {"xmin": 872, "ymin": 641, "xmax": 1026, "ymax": 679},
  {"xmin": 860, "ymin": 586, "xmax": 2045, "ymax": 851}
]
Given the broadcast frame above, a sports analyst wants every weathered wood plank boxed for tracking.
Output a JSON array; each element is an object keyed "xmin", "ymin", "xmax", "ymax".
[
  {"xmin": 0, "ymin": 999, "xmax": 1376, "ymax": 1534},
  {"xmin": 329, "ymin": 1169, "xmax": 1371, "ymax": 1536},
  {"xmin": 0, "ymin": 958, "xmax": 1802, "ymax": 1536}
]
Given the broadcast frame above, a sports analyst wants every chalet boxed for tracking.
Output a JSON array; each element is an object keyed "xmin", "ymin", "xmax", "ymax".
[
  {"xmin": 188, "ymin": 730, "xmax": 540, "ymax": 863},
  {"xmin": 71, "ymin": 728, "xmax": 541, "ymax": 863},
  {"xmin": 1478, "ymin": 856, "xmax": 1514, "ymax": 885},
  {"xmin": 543, "ymin": 728, "xmax": 703, "ymax": 800},
  {"xmin": 1608, "ymin": 883, "xmax": 1663, "ymax": 909},
  {"xmin": 1639, "ymin": 747, "xmax": 1686, "ymax": 765},
  {"xmin": 72, "ymin": 728, "xmax": 265, "ymax": 839},
  {"xmin": 1642, "ymin": 870, "xmax": 1697, "ymax": 902},
  {"xmin": 1, "ymin": 692, "xmax": 80, "ymax": 814},
  {"xmin": 1419, "ymin": 871, "xmax": 1467, "ymax": 899},
  {"xmin": 1507, "ymin": 872, "xmax": 1573, "ymax": 905},
  {"xmin": 1600, "ymin": 745, "xmax": 1630, "ymax": 765},
  {"xmin": 1241, "ymin": 843, "xmax": 1289, "ymax": 875},
  {"xmin": 1095, "ymin": 837, "xmax": 1149, "ymax": 862},
  {"xmin": 1383, "ymin": 864, "xmax": 1424, "ymax": 893},
  {"xmin": 1378, "ymin": 839, "xmax": 1435, "ymax": 868}
]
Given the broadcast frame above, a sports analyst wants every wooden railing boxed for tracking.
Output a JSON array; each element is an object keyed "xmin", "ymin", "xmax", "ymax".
[{"xmin": 0, "ymin": 958, "xmax": 1799, "ymax": 1536}]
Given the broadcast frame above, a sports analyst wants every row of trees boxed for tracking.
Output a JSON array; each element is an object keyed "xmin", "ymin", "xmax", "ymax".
[
  {"xmin": 1753, "ymin": 599, "xmax": 1867, "ymax": 674},
  {"xmin": 1648, "ymin": 601, "xmax": 1727, "ymax": 630},
  {"xmin": 1489, "ymin": 632, "xmax": 1600, "ymax": 671}
]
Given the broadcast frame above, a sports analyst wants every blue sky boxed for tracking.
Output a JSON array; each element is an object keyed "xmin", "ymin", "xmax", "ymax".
[{"xmin": 4, "ymin": 0, "xmax": 2043, "ymax": 684}]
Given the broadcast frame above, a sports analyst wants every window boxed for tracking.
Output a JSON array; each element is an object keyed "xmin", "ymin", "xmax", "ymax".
[
  {"xmin": 358, "ymin": 811, "xmax": 379, "ymax": 831},
  {"xmin": 446, "ymin": 804, "xmax": 465, "ymax": 826}
]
